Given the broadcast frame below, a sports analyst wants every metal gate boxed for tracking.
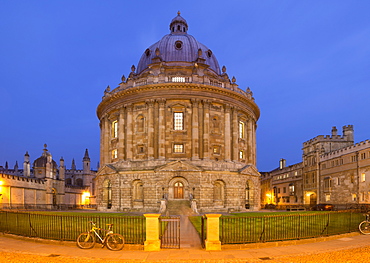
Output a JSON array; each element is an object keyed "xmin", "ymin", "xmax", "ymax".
[{"xmin": 159, "ymin": 216, "xmax": 180, "ymax": 249}]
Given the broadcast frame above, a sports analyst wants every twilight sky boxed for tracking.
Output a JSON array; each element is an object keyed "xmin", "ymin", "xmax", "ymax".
[{"xmin": 1, "ymin": 1, "xmax": 369, "ymax": 171}]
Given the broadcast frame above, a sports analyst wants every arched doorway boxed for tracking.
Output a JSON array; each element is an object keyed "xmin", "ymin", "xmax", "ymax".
[
  {"xmin": 174, "ymin": 182, "xmax": 184, "ymax": 199},
  {"xmin": 52, "ymin": 188, "xmax": 57, "ymax": 207},
  {"xmin": 103, "ymin": 179, "xmax": 112, "ymax": 209}
]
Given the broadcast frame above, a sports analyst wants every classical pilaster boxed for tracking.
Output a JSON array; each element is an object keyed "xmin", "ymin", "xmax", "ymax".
[
  {"xmin": 102, "ymin": 116, "xmax": 110, "ymax": 165},
  {"xmin": 125, "ymin": 104, "xmax": 133, "ymax": 160},
  {"xmin": 203, "ymin": 100, "xmax": 210, "ymax": 160},
  {"xmin": 118, "ymin": 108, "xmax": 125, "ymax": 160},
  {"xmin": 232, "ymin": 107, "xmax": 239, "ymax": 161},
  {"xmin": 191, "ymin": 99, "xmax": 200, "ymax": 160},
  {"xmin": 198, "ymin": 102, "xmax": 204, "ymax": 159},
  {"xmin": 157, "ymin": 99, "xmax": 166, "ymax": 160},
  {"xmin": 252, "ymin": 121, "xmax": 257, "ymax": 165},
  {"xmin": 146, "ymin": 99, "xmax": 155, "ymax": 160},
  {"xmin": 153, "ymin": 100, "xmax": 159, "ymax": 159},
  {"xmin": 224, "ymin": 104, "xmax": 231, "ymax": 161},
  {"xmin": 246, "ymin": 118, "xmax": 253, "ymax": 165}
]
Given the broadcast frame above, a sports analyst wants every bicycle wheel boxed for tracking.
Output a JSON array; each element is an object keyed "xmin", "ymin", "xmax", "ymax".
[
  {"xmin": 76, "ymin": 232, "xmax": 95, "ymax": 249},
  {"xmin": 106, "ymin": 233, "xmax": 125, "ymax": 251},
  {"xmin": 359, "ymin": 221, "xmax": 370, "ymax": 234}
]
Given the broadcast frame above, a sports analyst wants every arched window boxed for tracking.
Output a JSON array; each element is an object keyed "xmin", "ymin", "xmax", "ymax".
[
  {"xmin": 133, "ymin": 180, "xmax": 144, "ymax": 201},
  {"xmin": 52, "ymin": 188, "xmax": 57, "ymax": 206},
  {"xmin": 76, "ymin": 178, "xmax": 83, "ymax": 187},
  {"xmin": 173, "ymin": 112, "xmax": 184, "ymax": 130},
  {"xmin": 112, "ymin": 120, "xmax": 118, "ymax": 138},
  {"xmin": 211, "ymin": 116, "xmax": 220, "ymax": 134},
  {"xmin": 214, "ymin": 181, "xmax": 224, "ymax": 200},
  {"xmin": 136, "ymin": 115, "xmax": 145, "ymax": 133},
  {"xmin": 213, "ymin": 180, "xmax": 225, "ymax": 207},
  {"xmin": 245, "ymin": 181, "xmax": 253, "ymax": 209}
]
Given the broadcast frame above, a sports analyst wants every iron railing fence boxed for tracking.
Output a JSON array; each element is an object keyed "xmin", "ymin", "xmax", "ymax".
[
  {"xmin": 0, "ymin": 211, "xmax": 145, "ymax": 244},
  {"xmin": 0, "ymin": 204, "xmax": 97, "ymax": 210},
  {"xmin": 220, "ymin": 211, "xmax": 364, "ymax": 244}
]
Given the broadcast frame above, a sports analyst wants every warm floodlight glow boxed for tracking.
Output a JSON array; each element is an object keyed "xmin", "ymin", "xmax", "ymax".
[{"xmin": 82, "ymin": 191, "xmax": 91, "ymax": 205}]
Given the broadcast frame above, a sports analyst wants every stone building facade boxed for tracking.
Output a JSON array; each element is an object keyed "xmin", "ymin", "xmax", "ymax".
[
  {"xmin": 0, "ymin": 145, "xmax": 96, "ymax": 209},
  {"xmin": 95, "ymin": 13, "xmax": 261, "ymax": 212},
  {"xmin": 261, "ymin": 125, "xmax": 370, "ymax": 209}
]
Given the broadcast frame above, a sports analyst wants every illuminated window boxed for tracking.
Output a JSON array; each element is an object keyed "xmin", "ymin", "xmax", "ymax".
[
  {"xmin": 112, "ymin": 120, "xmax": 118, "ymax": 138},
  {"xmin": 213, "ymin": 146, "xmax": 220, "ymax": 155},
  {"xmin": 362, "ymin": 173, "xmax": 366, "ymax": 182},
  {"xmin": 112, "ymin": 149, "xmax": 118, "ymax": 159},
  {"xmin": 173, "ymin": 144, "xmax": 184, "ymax": 153},
  {"xmin": 174, "ymin": 112, "xmax": 184, "ymax": 130},
  {"xmin": 172, "ymin": 76, "xmax": 185, "ymax": 82},
  {"xmin": 325, "ymin": 194, "xmax": 331, "ymax": 202},
  {"xmin": 239, "ymin": 121, "xmax": 245, "ymax": 138},
  {"xmin": 239, "ymin": 150, "xmax": 244, "ymax": 159}
]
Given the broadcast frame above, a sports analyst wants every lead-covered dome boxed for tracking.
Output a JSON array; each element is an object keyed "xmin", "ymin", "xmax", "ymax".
[{"xmin": 136, "ymin": 12, "xmax": 221, "ymax": 75}]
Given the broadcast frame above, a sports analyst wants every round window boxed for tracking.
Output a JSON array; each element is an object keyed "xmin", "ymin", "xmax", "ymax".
[{"xmin": 175, "ymin": 41, "xmax": 183, "ymax": 50}]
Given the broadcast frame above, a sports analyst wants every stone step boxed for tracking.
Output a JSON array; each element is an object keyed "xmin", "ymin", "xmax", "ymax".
[{"xmin": 166, "ymin": 200, "xmax": 193, "ymax": 215}]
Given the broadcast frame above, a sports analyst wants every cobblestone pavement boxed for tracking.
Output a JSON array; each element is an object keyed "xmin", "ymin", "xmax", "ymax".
[{"xmin": 1, "ymin": 246, "xmax": 370, "ymax": 263}]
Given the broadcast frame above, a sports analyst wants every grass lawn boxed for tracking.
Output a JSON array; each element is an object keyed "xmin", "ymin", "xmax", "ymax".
[
  {"xmin": 189, "ymin": 211, "xmax": 364, "ymax": 244},
  {"xmin": 0, "ymin": 210, "xmax": 146, "ymax": 244}
]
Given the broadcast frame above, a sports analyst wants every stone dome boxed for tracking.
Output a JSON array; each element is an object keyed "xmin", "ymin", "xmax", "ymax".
[
  {"xmin": 136, "ymin": 12, "xmax": 221, "ymax": 75},
  {"xmin": 33, "ymin": 145, "xmax": 57, "ymax": 170}
]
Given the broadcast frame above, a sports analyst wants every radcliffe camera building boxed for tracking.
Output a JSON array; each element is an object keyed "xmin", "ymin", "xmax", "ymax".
[{"xmin": 95, "ymin": 13, "xmax": 261, "ymax": 212}]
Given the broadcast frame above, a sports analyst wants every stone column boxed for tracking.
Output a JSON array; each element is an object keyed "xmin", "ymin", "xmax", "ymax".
[
  {"xmin": 205, "ymin": 214, "xmax": 221, "ymax": 251},
  {"xmin": 157, "ymin": 99, "xmax": 166, "ymax": 160},
  {"xmin": 252, "ymin": 121, "xmax": 257, "ymax": 166},
  {"xmin": 246, "ymin": 118, "xmax": 252, "ymax": 164},
  {"xmin": 125, "ymin": 104, "xmax": 133, "ymax": 160},
  {"xmin": 203, "ymin": 100, "xmax": 210, "ymax": 160},
  {"xmin": 144, "ymin": 214, "xmax": 161, "ymax": 251},
  {"xmin": 198, "ymin": 102, "xmax": 204, "ymax": 159},
  {"xmin": 191, "ymin": 99, "xmax": 200, "ymax": 160},
  {"xmin": 232, "ymin": 108, "xmax": 239, "ymax": 161},
  {"xmin": 224, "ymin": 104, "xmax": 231, "ymax": 161},
  {"xmin": 146, "ymin": 99, "xmax": 155, "ymax": 160},
  {"xmin": 118, "ymin": 108, "xmax": 125, "ymax": 160}
]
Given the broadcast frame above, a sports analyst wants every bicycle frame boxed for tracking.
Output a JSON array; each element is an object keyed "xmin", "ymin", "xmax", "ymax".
[
  {"xmin": 77, "ymin": 221, "xmax": 124, "ymax": 250},
  {"xmin": 89, "ymin": 222, "xmax": 113, "ymax": 246}
]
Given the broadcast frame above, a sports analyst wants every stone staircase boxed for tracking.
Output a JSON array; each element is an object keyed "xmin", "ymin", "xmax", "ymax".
[{"xmin": 166, "ymin": 200, "xmax": 194, "ymax": 215}]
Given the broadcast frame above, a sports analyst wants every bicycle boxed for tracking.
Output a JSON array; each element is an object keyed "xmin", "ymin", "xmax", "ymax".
[
  {"xmin": 359, "ymin": 213, "xmax": 370, "ymax": 234},
  {"xmin": 76, "ymin": 221, "xmax": 124, "ymax": 250}
]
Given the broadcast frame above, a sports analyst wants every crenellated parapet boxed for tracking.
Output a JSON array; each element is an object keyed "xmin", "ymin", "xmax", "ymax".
[
  {"xmin": 302, "ymin": 125, "xmax": 354, "ymax": 156},
  {"xmin": 320, "ymin": 139, "xmax": 370, "ymax": 161}
]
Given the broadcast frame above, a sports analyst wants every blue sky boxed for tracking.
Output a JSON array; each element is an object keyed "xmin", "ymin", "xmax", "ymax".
[{"xmin": 1, "ymin": 1, "xmax": 369, "ymax": 171}]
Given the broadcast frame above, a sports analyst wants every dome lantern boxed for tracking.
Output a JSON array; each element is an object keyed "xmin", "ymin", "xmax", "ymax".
[{"xmin": 169, "ymin": 11, "xmax": 188, "ymax": 34}]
